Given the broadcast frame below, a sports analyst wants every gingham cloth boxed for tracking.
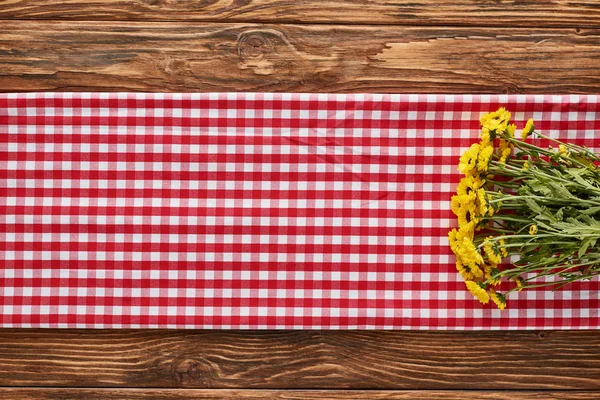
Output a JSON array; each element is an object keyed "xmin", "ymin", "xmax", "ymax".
[{"xmin": 0, "ymin": 93, "xmax": 599, "ymax": 329}]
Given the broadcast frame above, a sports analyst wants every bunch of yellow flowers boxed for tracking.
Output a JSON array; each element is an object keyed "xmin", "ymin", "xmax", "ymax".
[{"xmin": 450, "ymin": 108, "xmax": 600, "ymax": 309}]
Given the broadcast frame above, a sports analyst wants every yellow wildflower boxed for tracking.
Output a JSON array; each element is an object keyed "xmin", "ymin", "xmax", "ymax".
[
  {"xmin": 487, "ymin": 194, "xmax": 495, "ymax": 216},
  {"xmin": 471, "ymin": 264, "xmax": 483, "ymax": 278},
  {"xmin": 456, "ymin": 260, "xmax": 474, "ymax": 281},
  {"xmin": 448, "ymin": 229, "xmax": 459, "ymax": 253},
  {"xmin": 483, "ymin": 263, "xmax": 493, "ymax": 277},
  {"xmin": 452, "ymin": 192, "xmax": 477, "ymax": 216},
  {"xmin": 466, "ymin": 281, "xmax": 490, "ymax": 304},
  {"xmin": 449, "ymin": 228, "xmax": 473, "ymax": 256},
  {"xmin": 483, "ymin": 237, "xmax": 503, "ymax": 264},
  {"xmin": 477, "ymin": 145, "xmax": 494, "ymax": 172},
  {"xmin": 456, "ymin": 203, "xmax": 478, "ymax": 233},
  {"xmin": 457, "ymin": 259, "xmax": 483, "ymax": 280},
  {"xmin": 480, "ymin": 127, "xmax": 491, "ymax": 147},
  {"xmin": 499, "ymin": 239, "xmax": 509, "ymax": 258},
  {"xmin": 485, "ymin": 265, "xmax": 502, "ymax": 286},
  {"xmin": 450, "ymin": 229, "xmax": 485, "ymax": 278},
  {"xmin": 480, "ymin": 108, "xmax": 511, "ymax": 133},
  {"xmin": 480, "ymin": 108, "xmax": 509, "ymax": 126},
  {"xmin": 459, "ymin": 236, "xmax": 484, "ymax": 267},
  {"xmin": 461, "ymin": 228, "xmax": 474, "ymax": 241},
  {"xmin": 498, "ymin": 136, "xmax": 514, "ymax": 164},
  {"xmin": 489, "ymin": 289, "xmax": 506, "ymax": 310},
  {"xmin": 506, "ymin": 123, "xmax": 516, "ymax": 138},
  {"xmin": 514, "ymin": 276, "xmax": 524, "ymax": 291},
  {"xmin": 520, "ymin": 118, "xmax": 535, "ymax": 140},
  {"xmin": 475, "ymin": 188, "xmax": 488, "ymax": 216},
  {"xmin": 456, "ymin": 175, "xmax": 484, "ymax": 197},
  {"xmin": 458, "ymin": 143, "xmax": 481, "ymax": 176},
  {"xmin": 499, "ymin": 147, "xmax": 512, "ymax": 164},
  {"xmin": 529, "ymin": 225, "xmax": 538, "ymax": 235},
  {"xmin": 522, "ymin": 161, "xmax": 530, "ymax": 171},
  {"xmin": 484, "ymin": 247, "xmax": 502, "ymax": 265},
  {"xmin": 451, "ymin": 195, "xmax": 461, "ymax": 215},
  {"xmin": 559, "ymin": 144, "xmax": 569, "ymax": 156},
  {"xmin": 449, "ymin": 228, "xmax": 458, "ymax": 241}
]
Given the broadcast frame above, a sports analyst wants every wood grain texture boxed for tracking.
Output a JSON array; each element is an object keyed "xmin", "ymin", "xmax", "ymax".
[
  {"xmin": 3, "ymin": 389, "xmax": 600, "ymax": 400},
  {"xmin": 0, "ymin": 330, "xmax": 598, "ymax": 390},
  {"xmin": 0, "ymin": 22, "xmax": 598, "ymax": 93},
  {"xmin": 0, "ymin": 0, "xmax": 598, "ymax": 28}
]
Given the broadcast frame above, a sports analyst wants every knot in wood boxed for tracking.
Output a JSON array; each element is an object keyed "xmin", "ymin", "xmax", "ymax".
[
  {"xmin": 172, "ymin": 357, "xmax": 214, "ymax": 386},
  {"xmin": 238, "ymin": 33, "xmax": 272, "ymax": 61}
]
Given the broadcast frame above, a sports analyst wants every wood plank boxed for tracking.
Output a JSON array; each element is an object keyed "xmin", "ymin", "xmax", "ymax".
[
  {"xmin": 0, "ymin": 0, "xmax": 598, "ymax": 28},
  {"xmin": 2, "ymin": 388, "xmax": 600, "ymax": 400},
  {"xmin": 0, "ymin": 330, "xmax": 598, "ymax": 389},
  {"xmin": 0, "ymin": 22, "xmax": 598, "ymax": 93}
]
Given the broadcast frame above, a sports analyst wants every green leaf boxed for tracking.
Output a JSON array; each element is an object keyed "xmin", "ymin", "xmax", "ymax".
[
  {"xmin": 526, "ymin": 181, "xmax": 552, "ymax": 196},
  {"xmin": 579, "ymin": 237, "xmax": 592, "ymax": 258},
  {"xmin": 565, "ymin": 168, "xmax": 597, "ymax": 189},
  {"xmin": 581, "ymin": 206, "xmax": 600, "ymax": 215},
  {"xmin": 525, "ymin": 198, "xmax": 543, "ymax": 214},
  {"xmin": 548, "ymin": 182, "xmax": 574, "ymax": 199}
]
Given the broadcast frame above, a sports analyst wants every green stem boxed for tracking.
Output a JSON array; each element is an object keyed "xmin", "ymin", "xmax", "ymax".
[
  {"xmin": 507, "ymin": 132, "xmax": 599, "ymax": 174},
  {"xmin": 490, "ymin": 160, "xmax": 575, "ymax": 185},
  {"xmin": 533, "ymin": 131, "xmax": 600, "ymax": 161}
]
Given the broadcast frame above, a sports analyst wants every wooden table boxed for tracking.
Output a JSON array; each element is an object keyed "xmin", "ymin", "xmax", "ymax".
[{"xmin": 1, "ymin": 1, "xmax": 599, "ymax": 399}]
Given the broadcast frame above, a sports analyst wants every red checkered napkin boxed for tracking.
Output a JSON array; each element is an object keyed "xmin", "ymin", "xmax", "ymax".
[{"xmin": 0, "ymin": 93, "xmax": 598, "ymax": 329}]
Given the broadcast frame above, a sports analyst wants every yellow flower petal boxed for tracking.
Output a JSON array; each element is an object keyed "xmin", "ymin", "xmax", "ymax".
[
  {"xmin": 506, "ymin": 123, "xmax": 516, "ymax": 138},
  {"xmin": 459, "ymin": 236, "xmax": 484, "ymax": 267},
  {"xmin": 499, "ymin": 239, "xmax": 509, "ymax": 258},
  {"xmin": 483, "ymin": 237, "xmax": 503, "ymax": 264},
  {"xmin": 456, "ymin": 205, "xmax": 477, "ymax": 233},
  {"xmin": 476, "ymin": 188, "xmax": 488, "ymax": 216},
  {"xmin": 559, "ymin": 144, "xmax": 569, "ymax": 156},
  {"xmin": 477, "ymin": 145, "xmax": 494, "ymax": 172},
  {"xmin": 499, "ymin": 147, "xmax": 512, "ymax": 164},
  {"xmin": 456, "ymin": 176, "xmax": 485, "ymax": 197},
  {"xmin": 466, "ymin": 281, "xmax": 490, "ymax": 304},
  {"xmin": 480, "ymin": 127, "xmax": 491, "ymax": 147},
  {"xmin": 452, "ymin": 193, "xmax": 476, "ymax": 216},
  {"xmin": 484, "ymin": 265, "xmax": 502, "ymax": 286},
  {"xmin": 489, "ymin": 289, "xmax": 506, "ymax": 310},
  {"xmin": 480, "ymin": 108, "xmax": 511, "ymax": 132},
  {"xmin": 451, "ymin": 195, "xmax": 461, "ymax": 215},
  {"xmin": 486, "ymin": 193, "xmax": 495, "ymax": 216},
  {"xmin": 514, "ymin": 276, "xmax": 524, "ymax": 291},
  {"xmin": 458, "ymin": 143, "xmax": 481, "ymax": 176},
  {"xmin": 520, "ymin": 118, "xmax": 535, "ymax": 140},
  {"xmin": 471, "ymin": 263, "xmax": 483, "ymax": 278},
  {"xmin": 456, "ymin": 260, "xmax": 474, "ymax": 281}
]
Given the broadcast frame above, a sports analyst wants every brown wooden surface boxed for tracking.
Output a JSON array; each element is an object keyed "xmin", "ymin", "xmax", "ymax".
[
  {"xmin": 1, "ymin": 22, "xmax": 598, "ymax": 93},
  {"xmin": 0, "ymin": 0, "xmax": 598, "ymax": 28},
  {"xmin": 1, "ymin": 1, "xmax": 599, "ymax": 399},
  {"xmin": 0, "ymin": 330, "xmax": 598, "ymax": 390},
  {"xmin": 3, "ymin": 389, "xmax": 600, "ymax": 400}
]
